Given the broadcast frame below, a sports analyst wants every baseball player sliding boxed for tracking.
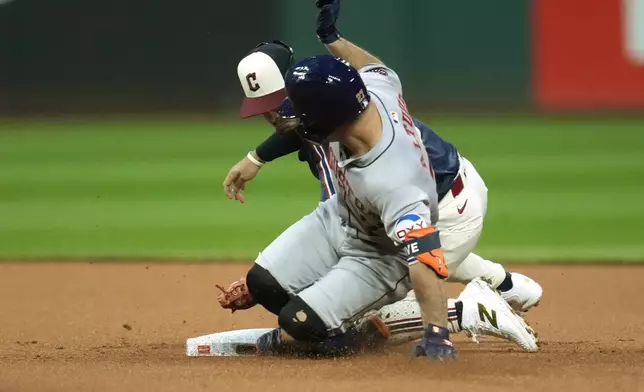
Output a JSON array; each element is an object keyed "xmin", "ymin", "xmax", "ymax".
[{"xmin": 217, "ymin": 1, "xmax": 540, "ymax": 358}]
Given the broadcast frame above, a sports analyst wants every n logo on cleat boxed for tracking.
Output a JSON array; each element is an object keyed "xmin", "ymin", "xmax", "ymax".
[{"xmin": 477, "ymin": 303, "xmax": 498, "ymax": 329}]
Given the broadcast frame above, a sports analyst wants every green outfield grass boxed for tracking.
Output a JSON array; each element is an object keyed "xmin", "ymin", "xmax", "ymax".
[{"xmin": 0, "ymin": 115, "xmax": 643, "ymax": 262}]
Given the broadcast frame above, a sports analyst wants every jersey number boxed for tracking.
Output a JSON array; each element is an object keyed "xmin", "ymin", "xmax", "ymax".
[{"xmin": 397, "ymin": 95, "xmax": 436, "ymax": 180}]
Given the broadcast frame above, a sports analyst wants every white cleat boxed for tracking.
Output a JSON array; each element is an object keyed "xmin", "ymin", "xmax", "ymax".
[
  {"xmin": 458, "ymin": 278, "xmax": 540, "ymax": 352},
  {"xmin": 500, "ymin": 272, "xmax": 543, "ymax": 313}
]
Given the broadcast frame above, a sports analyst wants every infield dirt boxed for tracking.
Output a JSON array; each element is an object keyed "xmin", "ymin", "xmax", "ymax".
[{"xmin": 1, "ymin": 262, "xmax": 643, "ymax": 392}]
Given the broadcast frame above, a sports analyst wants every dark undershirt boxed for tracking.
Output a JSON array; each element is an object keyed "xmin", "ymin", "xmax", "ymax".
[{"xmin": 255, "ymin": 131, "xmax": 302, "ymax": 162}]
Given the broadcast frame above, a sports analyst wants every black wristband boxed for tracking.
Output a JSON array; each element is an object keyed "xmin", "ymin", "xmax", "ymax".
[
  {"xmin": 255, "ymin": 132, "xmax": 303, "ymax": 162},
  {"xmin": 318, "ymin": 29, "xmax": 341, "ymax": 45}
]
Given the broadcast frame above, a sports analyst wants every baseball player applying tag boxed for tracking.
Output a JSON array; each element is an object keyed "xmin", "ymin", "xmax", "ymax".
[{"xmin": 219, "ymin": 0, "xmax": 542, "ymax": 357}]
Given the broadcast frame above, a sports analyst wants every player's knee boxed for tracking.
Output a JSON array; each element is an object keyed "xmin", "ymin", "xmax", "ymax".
[
  {"xmin": 278, "ymin": 296, "xmax": 328, "ymax": 343},
  {"xmin": 246, "ymin": 264, "xmax": 290, "ymax": 316}
]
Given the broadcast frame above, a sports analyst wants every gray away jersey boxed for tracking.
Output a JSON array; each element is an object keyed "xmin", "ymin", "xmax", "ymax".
[{"xmin": 325, "ymin": 63, "xmax": 440, "ymax": 258}]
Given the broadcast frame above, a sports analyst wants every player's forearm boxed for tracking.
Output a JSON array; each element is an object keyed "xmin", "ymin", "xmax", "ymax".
[
  {"xmin": 325, "ymin": 38, "xmax": 384, "ymax": 70},
  {"xmin": 409, "ymin": 263, "xmax": 448, "ymax": 328},
  {"xmin": 255, "ymin": 131, "xmax": 303, "ymax": 163}
]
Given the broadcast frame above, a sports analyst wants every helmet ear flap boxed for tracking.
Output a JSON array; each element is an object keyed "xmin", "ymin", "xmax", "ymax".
[{"xmin": 295, "ymin": 115, "xmax": 327, "ymax": 145}]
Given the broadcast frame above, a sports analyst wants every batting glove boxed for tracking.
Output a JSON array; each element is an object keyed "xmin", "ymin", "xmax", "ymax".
[
  {"xmin": 316, "ymin": 1, "xmax": 341, "ymax": 44},
  {"xmin": 413, "ymin": 324, "xmax": 457, "ymax": 361}
]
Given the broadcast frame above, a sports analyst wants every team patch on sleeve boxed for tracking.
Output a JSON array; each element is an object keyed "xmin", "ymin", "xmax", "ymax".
[{"xmin": 395, "ymin": 214, "xmax": 427, "ymax": 240}]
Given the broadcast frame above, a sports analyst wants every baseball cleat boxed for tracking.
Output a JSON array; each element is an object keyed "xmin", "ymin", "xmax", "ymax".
[
  {"xmin": 377, "ymin": 293, "xmax": 426, "ymax": 345},
  {"xmin": 458, "ymin": 278, "xmax": 539, "ymax": 352},
  {"xmin": 255, "ymin": 327, "xmax": 286, "ymax": 356},
  {"xmin": 500, "ymin": 272, "xmax": 543, "ymax": 313}
]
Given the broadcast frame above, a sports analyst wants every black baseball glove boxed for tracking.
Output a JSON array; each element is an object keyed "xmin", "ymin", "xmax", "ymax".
[{"xmin": 315, "ymin": 0, "xmax": 341, "ymax": 44}]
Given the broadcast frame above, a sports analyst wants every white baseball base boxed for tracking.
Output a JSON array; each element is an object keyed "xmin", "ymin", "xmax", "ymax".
[
  {"xmin": 186, "ymin": 328, "xmax": 274, "ymax": 357},
  {"xmin": 186, "ymin": 296, "xmax": 427, "ymax": 357}
]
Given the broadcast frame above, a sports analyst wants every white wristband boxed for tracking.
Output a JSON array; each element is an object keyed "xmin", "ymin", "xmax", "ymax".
[{"xmin": 247, "ymin": 151, "xmax": 264, "ymax": 167}]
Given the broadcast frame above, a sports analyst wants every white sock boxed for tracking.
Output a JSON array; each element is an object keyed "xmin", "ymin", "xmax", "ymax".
[{"xmin": 449, "ymin": 252, "xmax": 507, "ymax": 288}]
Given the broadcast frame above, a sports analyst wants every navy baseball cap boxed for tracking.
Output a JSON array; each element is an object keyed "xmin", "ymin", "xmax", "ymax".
[{"xmin": 237, "ymin": 41, "xmax": 295, "ymax": 118}]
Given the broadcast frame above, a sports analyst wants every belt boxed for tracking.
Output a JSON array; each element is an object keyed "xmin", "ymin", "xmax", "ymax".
[{"xmin": 450, "ymin": 174, "xmax": 464, "ymax": 197}]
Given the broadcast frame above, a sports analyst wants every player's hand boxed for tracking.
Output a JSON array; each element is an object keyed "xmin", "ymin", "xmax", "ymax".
[
  {"xmin": 413, "ymin": 324, "xmax": 457, "ymax": 361},
  {"xmin": 316, "ymin": 0, "xmax": 341, "ymax": 44},
  {"xmin": 222, "ymin": 153, "xmax": 263, "ymax": 203}
]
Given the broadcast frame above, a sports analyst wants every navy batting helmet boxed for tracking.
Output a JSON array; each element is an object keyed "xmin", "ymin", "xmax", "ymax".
[{"xmin": 285, "ymin": 55, "xmax": 370, "ymax": 143}]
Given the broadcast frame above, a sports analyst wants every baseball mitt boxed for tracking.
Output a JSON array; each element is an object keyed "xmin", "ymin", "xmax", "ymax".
[{"xmin": 216, "ymin": 277, "xmax": 255, "ymax": 312}]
